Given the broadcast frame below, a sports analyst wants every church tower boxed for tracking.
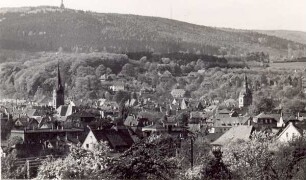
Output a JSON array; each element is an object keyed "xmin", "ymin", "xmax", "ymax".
[
  {"xmin": 238, "ymin": 74, "xmax": 252, "ymax": 108},
  {"xmin": 53, "ymin": 61, "xmax": 65, "ymax": 109}
]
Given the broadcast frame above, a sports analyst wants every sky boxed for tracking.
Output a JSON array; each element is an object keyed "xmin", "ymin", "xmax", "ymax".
[{"xmin": 0, "ymin": 0, "xmax": 305, "ymax": 32}]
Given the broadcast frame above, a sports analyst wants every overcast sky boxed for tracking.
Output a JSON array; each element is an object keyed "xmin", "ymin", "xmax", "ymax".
[{"xmin": 0, "ymin": 0, "xmax": 305, "ymax": 31}]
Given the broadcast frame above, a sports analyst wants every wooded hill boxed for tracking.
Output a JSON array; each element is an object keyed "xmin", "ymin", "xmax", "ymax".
[{"xmin": 0, "ymin": 6, "xmax": 305, "ymax": 59}]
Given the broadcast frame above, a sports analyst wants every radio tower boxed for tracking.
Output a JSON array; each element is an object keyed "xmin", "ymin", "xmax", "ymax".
[{"xmin": 60, "ymin": 0, "xmax": 65, "ymax": 9}]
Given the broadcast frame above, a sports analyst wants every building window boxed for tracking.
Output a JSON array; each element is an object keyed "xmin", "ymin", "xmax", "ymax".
[
  {"xmin": 286, "ymin": 132, "xmax": 289, "ymax": 138},
  {"xmin": 86, "ymin": 144, "xmax": 89, "ymax": 148}
]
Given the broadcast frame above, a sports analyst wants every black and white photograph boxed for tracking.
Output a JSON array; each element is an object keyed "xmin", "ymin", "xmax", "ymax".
[{"xmin": 0, "ymin": 0, "xmax": 305, "ymax": 179}]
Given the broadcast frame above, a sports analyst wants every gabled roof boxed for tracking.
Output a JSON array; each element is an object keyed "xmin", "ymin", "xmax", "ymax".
[
  {"xmin": 163, "ymin": 70, "xmax": 172, "ymax": 76},
  {"xmin": 124, "ymin": 116, "xmax": 136, "ymax": 126},
  {"xmin": 14, "ymin": 117, "xmax": 39, "ymax": 128},
  {"xmin": 57, "ymin": 104, "xmax": 77, "ymax": 117},
  {"xmin": 142, "ymin": 123, "xmax": 166, "ymax": 131},
  {"xmin": 39, "ymin": 116, "xmax": 54, "ymax": 129},
  {"xmin": 218, "ymin": 109, "xmax": 231, "ymax": 114},
  {"xmin": 255, "ymin": 112, "xmax": 278, "ymax": 119},
  {"xmin": 57, "ymin": 105, "xmax": 69, "ymax": 116},
  {"xmin": 211, "ymin": 125, "xmax": 255, "ymax": 146},
  {"xmin": 277, "ymin": 122, "xmax": 303, "ymax": 139},
  {"xmin": 190, "ymin": 111, "xmax": 205, "ymax": 119},
  {"xmin": 100, "ymin": 74, "xmax": 107, "ymax": 80},
  {"xmin": 91, "ymin": 128, "xmax": 133, "ymax": 150},
  {"xmin": 214, "ymin": 117, "xmax": 250, "ymax": 127},
  {"xmin": 69, "ymin": 111, "xmax": 95, "ymax": 118}
]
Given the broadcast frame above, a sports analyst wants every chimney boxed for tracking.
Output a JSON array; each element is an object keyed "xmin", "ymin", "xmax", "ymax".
[{"xmin": 248, "ymin": 119, "xmax": 251, "ymax": 126}]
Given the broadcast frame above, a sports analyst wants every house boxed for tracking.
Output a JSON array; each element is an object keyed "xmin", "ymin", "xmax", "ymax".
[
  {"xmin": 55, "ymin": 104, "xmax": 77, "ymax": 120},
  {"xmin": 276, "ymin": 112, "xmax": 301, "ymax": 127},
  {"xmin": 10, "ymin": 128, "xmax": 83, "ymax": 148},
  {"xmin": 252, "ymin": 112, "xmax": 278, "ymax": 130},
  {"xmin": 211, "ymin": 125, "xmax": 255, "ymax": 146},
  {"xmin": 277, "ymin": 122, "xmax": 304, "ymax": 142},
  {"xmin": 216, "ymin": 109, "xmax": 231, "ymax": 118},
  {"xmin": 209, "ymin": 116, "xmax": 251, "ymax": 134},
  {"xmin": 109, "ymin": 82, "xmax": 125, "ymax": 92},
  {"xmin": 100, "ymin": 74, "xmax": 113, "ymax": 82},
  {"xmin": 171, "ymin": 89, "xmax": 186, "ymax": 98},
  {"xmin": 125, "ymin": 99, "xmax": 138, "ymax": 107},
  {"xmin": 140, "ymin": 86, "xmax": 155, "ymax": 95},
  {"xmin": 142, "ymin": 123, "xmax": 167, "ymax": 136},
  {"xmin": 159, "ymin": 70, "xmax": 173, "ymax": 82},
  {"xmin": 0, "ymin": 109, "xmax": 10, "ymax": 130},
  {"xmin": 82, "ymin": 128, "xmax": 134, "ymax": 152},
  {"xmin": 14, "ymin": 117, "xmax": 39, "ymax": 130},
  {"xmin": 66, "ymin": 111, "xmax": 96, "ymax": 129},
  {"xmin": 189, "ymin": 111, "xmax": 206, "ymax": 123},
  {"xmin": 194, "ymin": 101, "xmax": 204, "ymax": 111},
  {"xmin": 124, "ymin": 116, "xmax": 150, "ymax": 138},
  {"xmin": 180, "ymin": 99, "xmax": 189, "ymax": 110}
]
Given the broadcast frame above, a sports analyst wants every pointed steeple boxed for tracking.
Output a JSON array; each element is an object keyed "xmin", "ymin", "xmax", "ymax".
[
  {"xmin": 57, "ymin": 60, "xmax": 63, "ymax": 90},
  {"xmin": 243, "ymin": 73, "xmax": 248, "ymax": 89},
  {"xmin": 239, "ymin": 73, "xmax": 252, "ymax": 108},
  {"xmin": 53, "ymin": 60, "xmax": 65, "ymax": 108}
]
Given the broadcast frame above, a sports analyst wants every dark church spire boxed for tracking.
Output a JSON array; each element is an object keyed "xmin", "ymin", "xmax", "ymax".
[
  {"xmin": 53, "ymin": 60, "xmax": 65, "ymax": 108},
  {"xmin": 243, "ymin": 73, "xmax": 248, "ymax": 89},
  {"xmin": 57, "ymin": 60, "xmax": 63, "ymax": 90}
]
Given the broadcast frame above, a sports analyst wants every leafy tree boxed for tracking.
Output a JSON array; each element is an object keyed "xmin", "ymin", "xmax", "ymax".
[
  {"xmin": 282, "ymin": 98, "xmax": 306, "ymax": 114},
  {"xmin": 103, "ymin": 135, "xmax": 178, "ymax": 180},
  {"xmin": 202, "ymin": 150, "xmax": 232, "ymax": 180},
  {"xmin": 1, "ymin": 149, "xmax": 27, "ymax": 179},
  {"xmin": 121, "ymin": 63, "xmax": 136, "ymax": 77},
  {"xmin": 7, "ymin": 136, "xmax": 23, "ymax": 148},
  {"xmin": 76, "ymin": 66, "xmax": 95, "ymax": 77},
  {"xmin": 95, "ymin": 64, "xmax": 106, "ymax": 77},
  {"xmin": 113, "ymin": 90, "xmax": 130, "ymax": 104},
  {"xmin": 249, "ymin": 95, "xmax": 275, "ymax": 115},
  {"xmin": 106, "ymin": 67, "xmax": 112, "ymax": 74},
  {"xmin": 222, "ymin": 132, "xmax": 276, "ymax": 179},
  {"xmin": 37, "ymin": 141, "xmax": 111, "ymax": 179}
]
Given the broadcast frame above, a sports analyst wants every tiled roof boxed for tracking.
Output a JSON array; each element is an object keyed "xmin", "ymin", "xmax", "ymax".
[
  {"xmin": 218, "ymin": 109, "xmax": 231, "ymax": 114},
  {"xmin": 211, "ymin": 125, "xmax": 254, "ymax": 146},
  {"xmin": 57, "ymin": 105, "xmax": 68, "ymax": 116},
  {"xmin": 142, "ymin": 123, "xmax": 166, "ymax": 131},
  {"xmin": 214, "ymin": 117, "xmax": 250, "ymax": 127},
  {"xmin": 91, "ymin": 128, "xmax": 133, "ymax": 150},
  {"xmin": 255, "ymin": 112, "xmax": 277, "ymax": 119}
]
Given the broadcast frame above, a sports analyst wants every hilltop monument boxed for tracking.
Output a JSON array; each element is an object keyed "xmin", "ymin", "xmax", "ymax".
[{"xmin": 60, "ymin": 0, "xmax": 65, "ymax": 9}]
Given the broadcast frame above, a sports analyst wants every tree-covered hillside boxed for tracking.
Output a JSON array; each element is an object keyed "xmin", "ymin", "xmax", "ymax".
[
  {"xmin": 255, "ymin": 30, "xmax": 306, "ymax": 45},
  {"xmin": 0, "ymin": 6, "xmax": 305, "ymax": 59}
]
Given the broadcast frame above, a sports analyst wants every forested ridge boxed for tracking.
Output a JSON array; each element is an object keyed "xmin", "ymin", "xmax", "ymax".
[{"xmin": 0, "ymin": 6, "xmax": 305, "ymax": 58}]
